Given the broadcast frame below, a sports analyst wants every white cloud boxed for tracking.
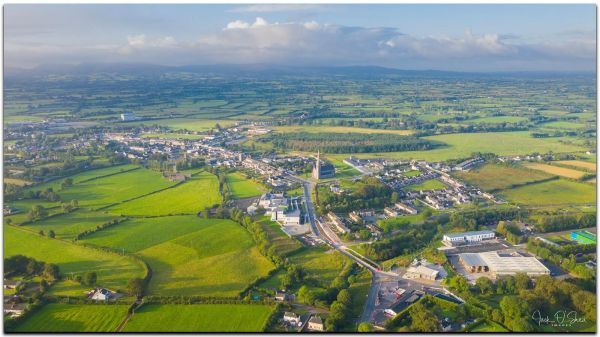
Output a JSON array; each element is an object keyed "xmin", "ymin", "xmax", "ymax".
[{"xmin": 227, "ymin": 4, "xmax": 322, "ymax": 13}]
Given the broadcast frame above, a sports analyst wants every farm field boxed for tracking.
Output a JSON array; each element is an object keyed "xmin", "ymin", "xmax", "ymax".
[
  {"xmin": 137, "ymin": 219, "xmax": 274, "ymax": 296},
  {"xmin": 80, "ymin": 216, "xmax": 224, "ymax": 253},
  {"xmin": 34, "ymin": 167, "xmax": 175, "ymax": 209},
  {"xmin": 23, "ymin": 209, "xmax": 120, "ymax": 240},
  {"xmin": 404, "ymin": 179, "xmax": 446, "ymax": 191},
  {"xmin": 225, "ymin": 172, "xmax": 267, "ymax": 199},
  {"xmin": 29, "ymin": 164, "xmax": 140, "ymax": 192},
  {"xmin": 141, "ymin": 133, "xmax": 203, "ymax": 140},
  {"xmin": 454, "ymin": 163, "xmax": 554, "ymax": 191},
  {"xmin": 122, "ymin": 304, "xmax": 274, "ymax": 332},
  {"xmin": 463, "ymin": 116, "xmax": 529, "ymax": 124},
  {"xmin": 272, "ymin": 125, "xmax": 414, "ymax": 136},
  {"xmin": 126, "ymin": 118, "xmax": 238, "ymax": 132},
  {"xmin": 500, "ymin": 179, "xmax": 596, "ymax": 206},
  {"xmin": 555, "ymin": 160, "xmax": 597, "ymax": 171},
  {"xmin": 541, "ymin": 121, "xmax": 586, "ymax": 130},
  {"xmin": 256, "ymin": 218, "xmax": 302, "ymax": 256},
  {"xmin": 11, "ymin": 303, "xmax": 129, "ymax": 333},
  {"xmin": 523, "ymin": 162, "xmax": 587, "ymax": 179},
  {"xmin": 327, "ymin": 132, "xmax": 586, "ymax": 162},
  {"xmin": 4, "ymin": 226, "xmax": 146, "ymax": 296},
  {"xmin": 107, "ymin": 171, "xmax": 220, "ymax": 216}
]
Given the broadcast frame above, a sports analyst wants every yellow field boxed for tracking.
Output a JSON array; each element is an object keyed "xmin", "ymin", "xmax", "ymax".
[
  {"xmin": 272, "ymin": 125, "xmax": 414, "ymax": 136},
  {"xmin": 4, "ymin": 178, "xmax": 32, "ymax": 186},
  {"xmin": 523, "ymin": 162, "xmax": 587, "ymax": 179},
  {"xmin": 556, "ymin": 160, "xmax": 597, "ymax": 171}
]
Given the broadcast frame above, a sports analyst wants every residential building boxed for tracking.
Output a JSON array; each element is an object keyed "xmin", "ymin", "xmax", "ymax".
[
  {"xmin": 307, "ymin": 315, "xmax": 324, "ymax": 331},
  {"xmin": 283, "ymin": 312, "xmax": 300, "ymax": 325}
]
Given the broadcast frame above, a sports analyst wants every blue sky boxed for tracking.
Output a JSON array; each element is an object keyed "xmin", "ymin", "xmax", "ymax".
[{"xmin": 4, "ymin": 4, "xmax": 596, "ymax": 71}]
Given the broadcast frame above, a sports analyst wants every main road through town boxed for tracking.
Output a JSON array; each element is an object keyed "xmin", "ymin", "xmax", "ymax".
[{"xmin": 287, "ymin": 174, "xmax": 401, "ymax": 325}]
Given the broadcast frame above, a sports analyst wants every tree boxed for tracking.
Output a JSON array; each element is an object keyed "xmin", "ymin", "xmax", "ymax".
[
  {"xmin": 40, "ymin": 279, "xmax": 49, "ymax": 292},
  {"xmin": 476, "ymin": 276, "xmax": 494, "ymax": 295},
  {"xmin": 357, "ymin": 322, "xmax": 373, "ymax": 332},
  {"xmin": 127, "ymin": 277, "xmax": 145, "ymax": 297},
  {"xmin": 43, "ymin": 263, "xmax": 60, "ymax": 281},
  {"xmin": 514, "ymin": 273, "xmax": 531, "ymax": 291},
  {"xmin": 84, "ymin": 272, "xmax": 97, "ymax": 286},
  {"xmin": 48, "ymin": 230, "xmax": 56, "ymax": 238},
  {"xmin": 38, "ymin": 230, "xmax": 45, "ymax": 236},
  {"xmin": 337, "ymin": 289, "xmax": 352, "ymax": 306},
  {"xmin": 391, "ymin": 192, "xmax": 399, "ymax": 204},
  {"xmin": 409, "ymin": 301, "xmax": 439, "ymax": 332},
  {"xmin": 500, "ymin": 295, "xmax": 532, "ymax": 332}
]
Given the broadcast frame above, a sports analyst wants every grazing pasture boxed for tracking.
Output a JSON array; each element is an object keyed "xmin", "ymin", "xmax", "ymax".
[
  {"xmin": 11, "ymin": 304, "xmax": 129, "ymax": 333},
  {"xmin": 4, "ymin": 226, "xmax": 146, "ymax": 296},
  {"xmin": 523, "ymin": 162, "xmax": 587, "ymax": 179},
  {"xmin": 256, "ymin": 218, "xmax": 302, "ymax": 256},
  {"xmin": 454, "ymin": 164, "xmax": 553, "ymax": 191},
  {"xmin": 39, "ymin": 168, "xmax": 176, "ymax": 209},
  {"xmin": 80, "ymin": 216, "xmax": 229, "ymax": 253},
  {"xmin": 272, "ymin": 125, "xmax": 414, "ymax": 135},
  {"xmin": 225, "ymin": 172, "xmax": 267, "ymax": 199},
  {"xmin": 123, "ymin": 304, "xmax": 274, "ymax": 332},
  {"xmin": 107, "ymin": 171, "xmax": 220, "ymax": 216},
  {"xmin": 288, "ymin": 246, "xmax": 349, "ymax": 286},
  {"xmin": 23, "ymin": 210, "xmax": 120, "ymax": 240},
  {"xmin": 137, "ymin": 219, "xmax": 274, "ymax": 296},
  {"xmin": 500, "ymin": 179, "xmax": 596, "ymax": 206},
  {"xmin": 29, "ymin": 164, "xmax": 140, "ymax": 192}
]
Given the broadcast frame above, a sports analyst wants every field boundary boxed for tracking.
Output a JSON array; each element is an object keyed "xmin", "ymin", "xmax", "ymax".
[
  {"xmin": 77, "ymin": 166, "xmax": 141, "ymax": 184},
  {"xmin": 488, "ymin": 175, "xmax": 559, "ymax": 193},
  {"xmin": 96, "ymin": 179, "xmax": 187, "ymax": 211}
]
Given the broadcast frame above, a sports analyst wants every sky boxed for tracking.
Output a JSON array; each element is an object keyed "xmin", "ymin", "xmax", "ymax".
[{"xmin": 4, "ymin": 4, "xmax": 597, "ymax": 72}]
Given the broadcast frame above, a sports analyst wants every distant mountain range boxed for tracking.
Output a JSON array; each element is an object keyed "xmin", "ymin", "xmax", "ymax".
[{"xmin": 5, "ymin": 62, "xmax": 593, "ymax": 79}]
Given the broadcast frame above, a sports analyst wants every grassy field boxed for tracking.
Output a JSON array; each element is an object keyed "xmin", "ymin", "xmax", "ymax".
[
  {"xmin": 454, "ymin": 164, "xmax": 553, "ymax": 191},
  {"xmin": 4, "ymin": 226, "xmax": 146, "ymax": 296},
  {"xmin": 11, "ymin": 304, "xmax": 129, "ymax": 332},
  {"xmin": 225, "ymin": 172, "xmax": 267, "ymax": 199},
  {"xmin": 328, "ymin": 132, "xmax": 586, "ymax": 162},
  {"xmin": 123, "ymin": 304, "xmax": 274, "ymax": 332},
  {"xmin": 402, "ymin": 170, "xmax": 421, "ymax": 177},
  {"xmin": 541, "ymin": 121, "xmax": 586, "ymax": 130},
  {"xmin": 80, "ymin": 215, "xmax": 220, "ymax": 253},
  {"xmin": 463, "ymin": 116, "xmax": 528, "ymax": 124},
  {"xmin": 272, "ymin": 125, "xmax": 414, "ymax": 135},
  {"xmin": 555, "ymin": 160, "xmax": 597, "ymax": 171},
  {"xmin": 256, "ymin": 218, "xmax": 302, "ymax": 256},
  {"xmin": 4, "ymin": 178, "xmax": 33, "ymax": 186},
  {"xmin": 29, "ymin": 164, "xmax": 139, "ymax": 192},
  {"xmin": 107, "ymin": 171, "xmax": 221, "ymax": 216},
  {"xmin": 404, "ymin": 179, "xmax": 446, "ymax": 191},
  {"xmin": 137, "ymin": 219, "xmax": 274, "ymax": 296},
  {"xmin": 35, "ymin": 168, "xmax": 176, "ymax": 209},
  {"xmin": 23, "ymin": 210, "xmax": 120, "ymax": 240},
  {"xmin": 523, "ymin": 162, "xmax": 587, "ymax": 179},
  {"xmin": 288, "ymin": 246, "xmax": 349, "ymax": 286},
  {"xmin": 500, "ymin": 179, "xmax": 596, "ymax": 206},
  {"xmin": 126, "ymin": 118, "xmax": 238, "ymax": 132}
]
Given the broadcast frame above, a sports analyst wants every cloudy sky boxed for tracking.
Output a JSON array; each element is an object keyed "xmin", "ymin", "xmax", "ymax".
[{"xmin": 4, "ymin": 4, "xmax": 596, "ymax": 72}]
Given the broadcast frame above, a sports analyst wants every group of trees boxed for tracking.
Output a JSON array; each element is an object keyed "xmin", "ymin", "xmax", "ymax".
[
  {"xmin": 535, "ymin": 213, "xmax": 596, "ymax": 233},
  {"xmin": 495, "ymin": 221, "xmax": 524, "ymax": 245},
  {"xmin": 27, "ymin": 205, "xmax": 48, "ymax": 221},
  {"xmin": 443, "ymin": 272, "xmax": 596, "ymax": 332},
  {"xmin": 4, "ymin": 255, "xmax": 59, "ymax": 282},
  {"xmin": 526, "ymin": 239, "xmax": 595, "ymax": 279},
  {"xmin": 363, "ymin": 221, "xmax": 437, "ymax": 261},
  {"xmin": 318, "ymin": 176, "xmax": 393, "ymax": 213},
  {"xmin": 265, "ymin": 132, "xmax": 436, "ymax": 154},
  {"xmin": 74, "ymin": 218, "xmax": 126, "ymax": 241}
]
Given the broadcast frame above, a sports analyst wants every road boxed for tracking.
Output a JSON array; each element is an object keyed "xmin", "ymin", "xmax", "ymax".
[{"xmin": 287, "ymin": 174, "xmax": 401, "ymax": 324}]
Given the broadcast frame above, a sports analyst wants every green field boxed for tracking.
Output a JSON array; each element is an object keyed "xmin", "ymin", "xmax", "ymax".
[
  {"xmin": 257, "ymin": 218, "xmax": 302, "ymax": 256},
  {"xmin": 11, "ymin": 303, "xmax": 129, "ymax": 332},
  {"xmin": 500, "ymin": 179, "xmax": 596, "ymax": 206},
  {"xmin": 136, "ymin": 219, "xmax": 274, "ymax": 296},
  {"xmin": 4, "ymin": 226, "xmax": 145, "ymax": 296},
  {"xmin": 455, "ymin": 163, "xmax": 553, "ymax": 191},
  {"xmin": 225, "ymin": 172, "xmax": 267, "ymax": 199},
  {"xmin": 29, "ymin": 164, "xmax": 140, "ymax": 192},
  {"xmin": 329, "ymin": 132, "xmax": 587, "ymax": 162},
  {"xmin": 126, "ymin": 118, "xmax": 238, "ymax": 132},
  {"xmin": 123, "ymin": 304, "xmax": 274, "ymax": 332},
  {"xmin": 33, "ymin": 168, "xmax": 176, "ymax": 209},
  {"xmin": 404, "ymin": 179, "xmax": 446, "ymax": 191},
  {"xmin": 107, "ymin": 171, "xmax": 221, "ymax": 216},
  {"xmin": 141, "ymin": 133, "xmax": 203, "ymax": 140},
  {"xmin": 23, "ymin": 210, "xmax": 120, "ymax": 240},
  {"xmin": 288, "ymin": 246, "xmax": 349, "ymax": 286},
  {"xmin": 464, "ymin": 116, "xmax": 529, "ymax": 124}
]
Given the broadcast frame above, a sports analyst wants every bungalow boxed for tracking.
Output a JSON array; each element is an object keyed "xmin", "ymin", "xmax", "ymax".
[
  {"xmin": 3, "ymin": 280, "xmax": 23, "ymax": 290},
  {"xmin": 283, "ymin": 312, "xmax": 300, "ymax": 325},
  {"xmin": 307, "ymin": 315, "xmax": 324, "ymax": 332},
  {"xmin": 4, "ymin": 303, "xmax": 26, "ymax": 317},
  {"xmin": 275, "ymin": 291, "xmax": 289, "ymax": 301},
  {"xmin": 87, "ymin": 288, "xmax": 115, "ymax": 301}
]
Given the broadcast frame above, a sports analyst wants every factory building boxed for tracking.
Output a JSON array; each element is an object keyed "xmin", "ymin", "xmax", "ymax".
[{"xmin": 458, "ymin": 251, "xmax": 550, "ymax": 277}]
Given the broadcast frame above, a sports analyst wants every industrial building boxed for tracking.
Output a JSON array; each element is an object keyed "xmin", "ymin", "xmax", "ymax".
[
  {"xmin": 571, "ymin": 230, "xmax": 597, "ymax": 245},
  {"xmin": 458, "ymin": 250, "xmax": 550, "ymax": 277},
  {"xmin": 442, "ymin": 230, "xmax": 495, "ymax": 246},
  {"xmin": 404, "ymin": 265, "xmax": 439, "ymax": 280}
]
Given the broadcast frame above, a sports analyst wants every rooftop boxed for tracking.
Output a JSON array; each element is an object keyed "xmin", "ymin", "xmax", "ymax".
[{"xmin": 444, "ymin": 230, "xmax": 495, "ymax": 239}]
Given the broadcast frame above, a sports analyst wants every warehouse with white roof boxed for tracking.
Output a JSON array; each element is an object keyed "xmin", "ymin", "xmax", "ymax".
[{"xmin": 458, "ymin": 250, "xmax": 550, "ymax": 277}]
